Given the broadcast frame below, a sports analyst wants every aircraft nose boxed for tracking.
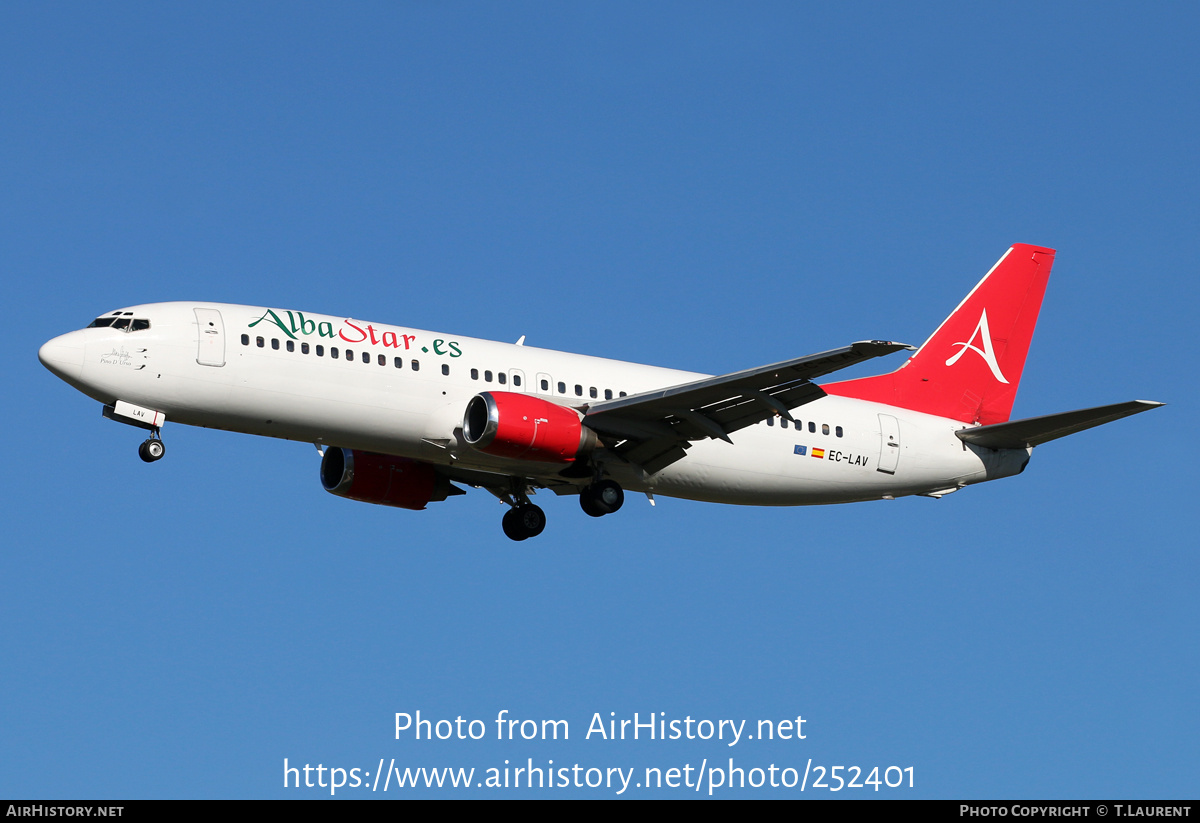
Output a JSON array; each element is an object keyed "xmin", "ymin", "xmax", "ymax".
[{"xmin": 39, "ymin": 332, "xmax": 85, "ymax": 382}]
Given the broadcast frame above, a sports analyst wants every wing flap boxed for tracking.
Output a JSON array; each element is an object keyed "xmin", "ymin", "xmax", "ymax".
[
  {"xmin": 586, "ymin": 340, "xmax": 911, "ymax": 474},
  {"xmin": 587, "ymin": 340, "xmax": 911, "ymax": 424}
]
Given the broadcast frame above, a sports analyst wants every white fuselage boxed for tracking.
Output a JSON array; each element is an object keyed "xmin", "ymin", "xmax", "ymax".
[{"xmin": 40, "ymin": 302, "xmax": 1030, "ymax": 506}]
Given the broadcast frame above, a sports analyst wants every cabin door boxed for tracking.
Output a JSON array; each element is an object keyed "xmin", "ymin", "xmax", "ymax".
[
  {"xmin": 876, "ymin": 413, "xmax": 901, "ymax": 474},
  {"xmin": 194, "ymin": 308, "xmax": 226, "ymax": 367}
]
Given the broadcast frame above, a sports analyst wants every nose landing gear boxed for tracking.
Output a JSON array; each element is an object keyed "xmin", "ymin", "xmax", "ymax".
[
  {"xmin": 101, "ymin": 402, "xmax": 168, "ymax": 463},
  {"xmin": 138, "ymin": 432, "xmax": 165, "ymax": 463}
]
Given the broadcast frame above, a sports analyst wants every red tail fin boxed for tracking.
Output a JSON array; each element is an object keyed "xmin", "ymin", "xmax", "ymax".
[{"xmin": 824, "ymin": 244, "xmax": 1056, "ymax": 425}]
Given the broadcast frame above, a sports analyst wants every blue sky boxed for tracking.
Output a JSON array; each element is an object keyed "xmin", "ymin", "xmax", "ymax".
[{"xmin": 2, "ymin": 3, "xmax": 1195, "ymax": 798}]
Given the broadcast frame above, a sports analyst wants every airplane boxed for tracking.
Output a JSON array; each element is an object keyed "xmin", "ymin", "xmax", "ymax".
[{"xmin": 39, "ymin": 243, "xmax": 1162, "ymax": 541}]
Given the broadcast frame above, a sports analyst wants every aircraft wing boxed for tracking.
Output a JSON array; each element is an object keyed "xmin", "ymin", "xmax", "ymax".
[
  {"xmin": 955, "ymin": 400, "xmax": 1165, "ymax": 450},
  {"xmin": 583, "ymin": 340, "xmax": 913, "ymax": 474}
]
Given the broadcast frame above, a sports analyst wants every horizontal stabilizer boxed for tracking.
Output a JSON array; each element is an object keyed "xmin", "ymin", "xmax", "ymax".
[{"xmin": 955, "ymin": 400, "xmax": 1164, "ymax": 450}]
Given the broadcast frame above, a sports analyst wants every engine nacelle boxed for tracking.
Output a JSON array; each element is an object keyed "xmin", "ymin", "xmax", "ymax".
[
  {"xmin": 320, "ymin": 448, "xmax": 452, "ymax": 510},
  {"xmin": 462, "ymin": 391, "xmax": 597, "ymax": 463}
]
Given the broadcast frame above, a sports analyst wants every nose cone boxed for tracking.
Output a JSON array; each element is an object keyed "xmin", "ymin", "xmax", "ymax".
[{"xmin": 39, "ymin": 332, "xmax": 85, "ymax": 383}]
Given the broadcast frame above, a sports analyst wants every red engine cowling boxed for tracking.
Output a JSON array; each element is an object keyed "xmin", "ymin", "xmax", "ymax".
[
  {"xmin": 462, "ymin": 391, "xmax": 597, "ymax": 463},
  {"xmin": 320, "ymin": 448, "xmax": 452, "ymax": 510}
]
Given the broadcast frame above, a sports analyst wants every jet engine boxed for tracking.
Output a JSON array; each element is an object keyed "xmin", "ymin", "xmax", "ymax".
[
  {"xmin": 320, "ymin": 448, "xmax": 454, "ymax": 510},
  {"xmin": 462, "ymin": 391, "xmax": 597, "ymax": 463}
]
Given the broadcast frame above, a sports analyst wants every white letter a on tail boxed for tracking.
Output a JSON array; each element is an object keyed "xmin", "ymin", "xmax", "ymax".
[{"xmin": 945, "ymin": 309, "xmax": 1009, "ymax": 383}]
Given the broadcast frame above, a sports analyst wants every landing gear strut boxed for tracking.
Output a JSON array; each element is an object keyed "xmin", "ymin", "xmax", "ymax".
[
  {"xmin": 138, "ymin": 431, "xmax": 165, "ymax": 463},
  {"xmin": 579, "ymin": 479, "xmax": 624, "ymax": 517}
]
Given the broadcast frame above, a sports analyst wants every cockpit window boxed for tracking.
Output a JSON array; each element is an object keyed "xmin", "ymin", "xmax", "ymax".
[{"xmin": 87, "ymin": 316, "xmax": 151, "ymax": 332}]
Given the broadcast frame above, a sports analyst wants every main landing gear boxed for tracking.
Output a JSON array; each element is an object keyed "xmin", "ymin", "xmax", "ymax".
[
  {"xmin": 496, "ymin": 479, "xmax": 547, "ymax": 542},
  {"xmin": 502, "ymin": 503, "xmax": 546, "ymax": 542},
  {"xmin": 496, "ymin": 477, "xmax": 625, "ymax": 541},
  {"xmin": 137, "ymin": 431, "xmax": 166, "ymax": 463},
  {"xmin": 579, "ymin": 479, "xmax": 624, "ymax": 517}
]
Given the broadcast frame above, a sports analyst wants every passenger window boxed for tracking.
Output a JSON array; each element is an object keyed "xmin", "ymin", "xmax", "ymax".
[
  {"xmin": 767, "ymin": 417, "xmax": 774, "ymax": 427},
  {"xmin": 484, "ymin": 370, "xmax": 493, "ymax": 382},
  {"xmin": 558, "ymin": 382, "xmax": 566, "ymax": 394},
  {"xmin": 619, "ymin": 392, "xmax": 627, "ymax": 397},
  {"xmin": 781, "ymin": 418, "xmax": 789, "ymax": 429},
  {"xmin": 362, "ymin": 352, "xmax": 370, "ymax": 364},
  {"xmin": 513, "ymin": 375, "xmax": 521, "ymax": 387},
  {"xmin": 271, "ymin": 339, "xmax": 279, "ymax": 350},
  {"xmin": 540, "ymin": 379, "xmax": 549, "ymax": 391},
  {"xmin": 471, "ymin": 369, "xmax": 479, "ymax": 380},
  {"xmin": 286, "ymin": 340, "xmax": 295, "ymax": 352},
  {"xmin": 589, "ymin": 387, "xmax": 597, "ymax": 398},
  {"xmin": 441, "ymin": 364, "xmax": 450, "ymax": 376},
  {"xmin": 498, "ymin": 373, "xmax": 506, "ymax": 385},
  {"xmin": 411, "ymin": 360, "xmax": 420, "ymax": 371},
  {"xmin": 256, "ymin": 337, "xmax": 264, "ymax": 348},
  {"xmin": 377, "ymin": 354, "xmax": 385, "ymax": 366},
  {"xmin": 302, "ymin": 342, "xmax": 310, "ymax": 354},
  {"xmin": 241, "ymin": 334, "xmax": 249, "ymax": 346},
  {"xmin": 808, "ymin": 422, "xmax": 816, "ymax": 433},
  {"xmin": 575, "ymin": 384, "xmax": 583, "ymax": 396},
  {"xmin": 604, "ymin": 389, "xmax": 613, "ymax": 400},
  {"xmin": 836, "ymin": 426, "xmax": 843, "ymax": 438},
  {"xmin": 822, "ymin": 424, "xmax": 830, "ymax": 435},
  {"xmin": 345, "ymin": 349, "xmax": 353, "ymax": 360},
  {"xmin": 394, "ymin": 357, "xmax": 403, "ymax": 368},
  {"xmin": 331, "ymin": 348, "xmax": 339, "ymax": 359},
  {"xmin": 316, "ymin": 345, "xmax": 324, "ymax": 356}
]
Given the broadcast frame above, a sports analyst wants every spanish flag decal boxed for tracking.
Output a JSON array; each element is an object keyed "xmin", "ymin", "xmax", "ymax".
[{"xmin": 811, "ymin": 447, "xmax": 825, "ymax": 459}]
